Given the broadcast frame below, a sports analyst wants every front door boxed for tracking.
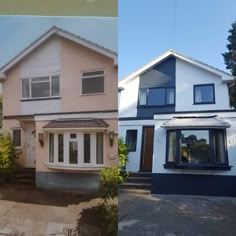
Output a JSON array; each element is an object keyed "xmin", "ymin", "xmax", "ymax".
[
  {"xmin": 140, "ymin": 126, "xmax": 154, "ymax": 172},
  {"xmin": 27, "ymin": 125, "xmax": 36, "ymax": 167}
]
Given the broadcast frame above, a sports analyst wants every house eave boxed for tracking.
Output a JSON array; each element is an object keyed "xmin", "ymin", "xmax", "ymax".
[{"xmin": 0, "ymin": 26, "xmax": 118, "ymax": 75}]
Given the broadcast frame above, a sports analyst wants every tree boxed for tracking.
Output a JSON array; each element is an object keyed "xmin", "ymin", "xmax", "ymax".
[{"xmin": 222, "ymin": 22, "xmax": 236, "ymax": 108}]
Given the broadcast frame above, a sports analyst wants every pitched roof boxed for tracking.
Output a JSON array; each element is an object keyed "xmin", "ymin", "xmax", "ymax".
[
  {"xmin": 0, "ymin": 26, "xmax": 117, "ymax": 78},
  {"xmin": 43, "ymin": 118, "xmax": 109, "ymax": 130},
  {"xmin": 161, "ymin": 115, "xmax": 231, "ymax": 129},
  {"xmin": 119, "ymin": 49, "xmax": 234, "ymax": 86}
]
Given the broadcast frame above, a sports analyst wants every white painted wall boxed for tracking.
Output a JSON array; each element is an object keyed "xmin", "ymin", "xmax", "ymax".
[
  {"xmin": 153, "ymin": 112, "xmax": 236, "ymax": 176},
  {"xmin": 20, "ymin": 37, "xmax": 61, "ymax": 78},
  {"xmin": 21, "ymin": 99, "xmax": 61, "ymax": 115},
  {"xmin": 175, "ymin": 58, "xmax": 231, "ymax": 111},
  {"xmin": 119, "ymin": 77, "xmax": 139, "ymax": 118},
  {"xmin": 119, "ymin": 119, "xmax": 155, "ymax": 172}
]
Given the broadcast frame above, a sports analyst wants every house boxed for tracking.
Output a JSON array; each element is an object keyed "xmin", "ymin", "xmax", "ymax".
[
  {"xmin": 0, "ymin": 26, "xmax": 118, "ymax": 191},
  {"xmin": 119, "ymin": 49, "xmax": 236, "ymax": 196}
]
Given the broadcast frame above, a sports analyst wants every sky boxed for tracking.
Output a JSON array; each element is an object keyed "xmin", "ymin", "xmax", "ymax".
[
  {"xmin": 119, "ymin": 0, "xmax": 236, "ymax": 79},
  {"xmin": 0, "ymin": 16, "xmax": 117, "ymax": 68}
]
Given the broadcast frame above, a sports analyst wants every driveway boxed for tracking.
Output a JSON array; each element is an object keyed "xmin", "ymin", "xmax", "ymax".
[
  {"xmin": 0, "ymin": 184, "xmax": 100, "ymax": 236},
  {"xmin": 118, "ymin": 193, "xmax": 236, "ymax": 236}
]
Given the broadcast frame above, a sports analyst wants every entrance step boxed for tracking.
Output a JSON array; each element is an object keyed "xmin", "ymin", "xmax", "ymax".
[
  {"xmin": 119, "ymin": 172, "xmax": 152, "ymax": 194},
  {"xmin": 10, "ymin": 168, "xmax": 36, "ymax": 185},
  {"xmin": 118, "ymin": 188, "xmax": 150, "ymax": 195}
]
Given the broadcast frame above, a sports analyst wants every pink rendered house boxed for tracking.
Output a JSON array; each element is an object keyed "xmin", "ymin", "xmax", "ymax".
[{"xmin": 0, "ymin": 26, "xmax": 118, "ymax": 191}]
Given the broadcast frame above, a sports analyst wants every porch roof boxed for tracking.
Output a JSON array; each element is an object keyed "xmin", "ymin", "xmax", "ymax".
[
  {"xmin": 43, "ymin": 118, "xmax": 109, "ymax": 131},
  {"xmin": 161, "ymin": 115, "xmax": 231, "ymax": 129}
]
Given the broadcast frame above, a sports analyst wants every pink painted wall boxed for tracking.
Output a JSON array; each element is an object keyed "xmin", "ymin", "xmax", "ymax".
[{"xmin": 60, "ymin": 38, "xmax": 117, "ymax": 112}]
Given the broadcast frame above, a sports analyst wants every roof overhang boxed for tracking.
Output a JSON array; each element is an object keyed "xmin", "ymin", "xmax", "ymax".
[
  {"xmin": 43, "ymin": 118, "xmax": 109, "ymax": 132},
  {"xmin": 161, "ymin": 115, "xmax": 231, "ymax": 129},
  {"xmin": 119, "ymin": 49, "xmax": 234, "ymax": 86},
  {"xmin": 0, "ymin": 26, "xmax": 117, "ymax": 76}
]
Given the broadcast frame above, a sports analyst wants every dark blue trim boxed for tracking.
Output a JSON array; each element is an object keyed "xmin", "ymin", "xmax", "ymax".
[
  {"xmin": 151, "ymin": 173, "xmax": 236, "ymax": 196},
  {"xmin": 193, "ymin": 83, "xmax": 215, "ymax": 105}
]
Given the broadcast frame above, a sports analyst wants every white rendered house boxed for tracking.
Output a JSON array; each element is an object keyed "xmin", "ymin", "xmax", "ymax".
[{"xmin": 119, "ymin": 49, "xmax": 236, "ymax": 196}]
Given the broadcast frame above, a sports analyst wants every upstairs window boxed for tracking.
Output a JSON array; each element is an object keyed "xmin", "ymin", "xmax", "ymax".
[
  {"xmin": 22, "ymin": 75, "xmax": 60, "ymax": 99},
  {"xmin": 82, "ymin": 70, "xmax": 104, "ymax": 95},
  {"xmin": 194, "ymin": 84, "xmax": 215, "ymax": 104},
  {"xmin": 139, "ymin": 87, "xmax": 175, "ymax": 106}
]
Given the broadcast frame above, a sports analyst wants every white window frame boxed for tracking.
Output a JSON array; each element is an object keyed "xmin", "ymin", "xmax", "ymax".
[
  {"xmin": 12, "ymin": 128, "xmax": 22, "ymax": 149},
  {"xmin": 21, "ymin": 74, "xmax": 60, "ymax": 99},
  {"xmin": 81, "ymin": 70, "xmax": 105, "ymax": 95},
  {"xmin": 47, "ymin": 131, "xmax": 105, "ymax": 169}
]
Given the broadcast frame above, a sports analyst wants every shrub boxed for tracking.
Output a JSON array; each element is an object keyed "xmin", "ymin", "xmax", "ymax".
[
  {"xmin": 118, "ymin": 137, "xmax": 129, "ymax": 183},
  {"xmin": 0, "ymin": 133, "xmax": 17, "ymax": 175}
]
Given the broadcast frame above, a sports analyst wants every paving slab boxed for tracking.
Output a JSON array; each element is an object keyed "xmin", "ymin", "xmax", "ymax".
[{"xmin": 118, "ymin": 193, "xmax": 236, "ymax": 236}]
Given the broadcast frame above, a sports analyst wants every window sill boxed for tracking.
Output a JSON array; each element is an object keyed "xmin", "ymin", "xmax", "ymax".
[
  {"xmin": 164, "ymin": 164, "xmax": 232, "ymax": 171},
  {"xmin": 80, "ymin": 93, "xmax": 106, "ymax": 97},
  {"xmin": 138, "ymin": 104, "xmax": 175, "ymax": 108},
  {"xmin": 193, "ymin": 102, "xmax": 216, "ymax": 105},
  {"xmin": 46, "ymin": 163, "xmax": 105, "ymax": 171},
  {"xmin": 21, "ymin": 97, "xmax": 61, "ymax": 102}
]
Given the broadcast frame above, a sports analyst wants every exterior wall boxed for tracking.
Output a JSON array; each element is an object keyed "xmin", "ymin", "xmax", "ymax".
[
  {"xmin": 119, "ymin": 77, "xmax": 139, "ymax": 118},
  {"xmin": 2, "ymin": 36, "xmax": 117, "ymax": 117},
  {"xmin": 175, "ymin": 58, "xmax": 231, "ymax": 112},
  {"xmin": 119, "ymin": 119, "xmax": 155, "ymax": 172},
  {"xmin": 60, "ymin": 38, "xmax": 117, "ymax": 113},
  {"xmin": 152, "ymin": 112, "xmax": 236, "ymax": 196}
]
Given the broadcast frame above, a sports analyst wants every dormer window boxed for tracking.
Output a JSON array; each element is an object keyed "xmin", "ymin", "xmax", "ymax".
[
  {"xmin": 22, "ymin": 75, "xmax": 60, "ymax": 99},
  {"xmin": 81, "ymin": 70, "xmax": 104, "ymax": 95},
  {"xmin": 139, "ymin": 87, "xmax": 175, "ymax": 106},
  {"xmin": 194, "ymin": 84, "xmax": 215, "ymax": 104}
]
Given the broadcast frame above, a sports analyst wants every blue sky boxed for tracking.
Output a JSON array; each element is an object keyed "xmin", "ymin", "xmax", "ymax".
[
  {"xmin": 0, "ymin": 16, "xmax": 117, "ymax": 68},
  {"xmin": 119, "ymin": 0, "xmax": 236, "ymax": 79}
]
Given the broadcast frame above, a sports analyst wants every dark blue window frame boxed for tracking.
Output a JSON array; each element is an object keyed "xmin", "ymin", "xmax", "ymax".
[
  {"xmin": 138, "ymin": 87, "xmax": 175, "ymax": 107},
  {"xmin": 164, "ymin": 128, "xmax": 230, "ymax": 170},
  {"xmin": 193, "ymin": 84, "xmax": 215, "ymax": 105}
]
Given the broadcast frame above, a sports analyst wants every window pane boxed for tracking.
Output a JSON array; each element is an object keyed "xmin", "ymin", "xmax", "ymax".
[
  {"xmin": 139, "ymin": 89, "xmax": 147, "ymax": 105},
  {"xmin": 82, "ymin": 71, "xmax": 104, "ymax": 77},
  {"xmin": 22, "ymin": 79, "xmax": 29, "ymax": 98},
  {"xmin": 52, "ymin": 76, "xmax": 60, "ymax": 96},
  {"xmin": 181, "ymin": 130, "xmax": 210, "ymax": 164},
  {"xmin": 126, "ymin": 130, "xmax": 137, "ymax": 152},
  {"xmin": 84, "ymin": 134, "xmax": 91, "ymax": 163},
  {"xmin": 96, "ymin": 133, "xmax": 103, "ymax": 164},
  {"xmin": 58, "ymin": 134, "xmax": 64, "ymax": 163},
  {"xmin": 70, "ymin": 134, "xmax": 77, "ymax": 139},
  {"xmin": 214, "ymin": 130, "xmax": 226, "ymax": 163},
  {"xmin": 148, "ymin": 88, "xmax": 165, "ymax": 106},
  {"xmin": 13, "ymin": 129, "xmax": 21, "ymax": 147},
  {"xmin": 31, "ymin": 82, "xmax": 50, "ymax": 97},
  {"xmin": 166, "ymin": 88, "xmax": 175, "ymax": 105},
  {"xmin": 49, "ymin": 133, "xmax": 54, "ymax": 163},
  {"xmin": 69, "ymin": 141, "xmax": 78, "ymax": 164},
  {"xmin": 82, "ymin": 76, "xmax": 104, "ymax": 94},
  {"xmin": 167, "ymin": 131, "xmax": 177, "ymax": 162},
  {"xmin": 194, "ymin": 85, "xmax": 214, "ymax": 103},
  {"xmin": 31, "ymin": 77, "xmax": 49, "ymax": 83}
]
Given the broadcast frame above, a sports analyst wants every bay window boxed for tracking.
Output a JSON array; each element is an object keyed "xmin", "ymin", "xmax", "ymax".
[
  {"xmin": 22, "ymin": 75, "xmax": 60, "ymax": 99},
  {"xmin": 165, "ymin": 129, "xmax": 229, "ymax": 169},
  {"xmin": 48, "ymin": 132, "xmax": 104, "ymax": 167}
]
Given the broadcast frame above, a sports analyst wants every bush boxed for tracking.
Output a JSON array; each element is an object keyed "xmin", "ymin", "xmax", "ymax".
[
  {"xmin": 0, "ymin": 133, "xmax": 17, "ymax": 175},
  {"xmin": 118, "ymin": 137, "xmax": 129, "ymax": 183}
]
